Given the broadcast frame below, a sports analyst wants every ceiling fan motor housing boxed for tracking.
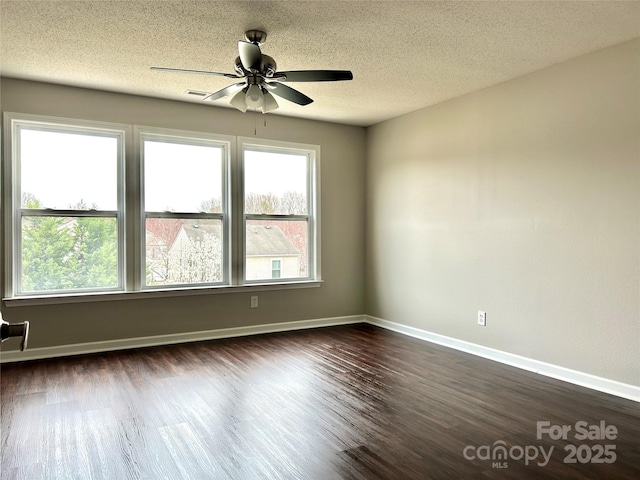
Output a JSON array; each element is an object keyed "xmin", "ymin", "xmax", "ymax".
[{"xmin": 244, "ymin": 29, "xmax": 267, "ymax": 45}]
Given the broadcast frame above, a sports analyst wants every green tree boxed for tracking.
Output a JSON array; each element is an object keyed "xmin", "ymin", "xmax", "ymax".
[
  {"xmin": 22, "ymin": 215, "xmax": 76, "ymax": 291},
  {"xmin": 71, "ymin": 216, "xmax": 118, "ymax": 288},
  {"xmin": 20, "ymin": 195, "xmax": 118, "ymax": 291}
]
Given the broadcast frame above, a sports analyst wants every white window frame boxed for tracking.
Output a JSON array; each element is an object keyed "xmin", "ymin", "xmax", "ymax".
[
  {"xmin": 238, "ymin": 137, "xmax": 320, "ymax": 285},
  {"xmin": 3, "ymin": 113, "xmax": 127, "ymax": 298},
  {"xmin": 137, "ymin": 127, "xmax": 233, "ymax": 290}
]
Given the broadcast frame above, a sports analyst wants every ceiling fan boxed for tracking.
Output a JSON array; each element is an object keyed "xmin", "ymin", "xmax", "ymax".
[{"xmin": 151, "ymin": 30, "xmax": 353, "ymax": 113}]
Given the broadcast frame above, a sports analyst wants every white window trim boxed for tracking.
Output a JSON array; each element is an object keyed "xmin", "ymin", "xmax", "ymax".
[{"xmin": 2, "ymin": 114, "xmax": 322, "ymax": 306}]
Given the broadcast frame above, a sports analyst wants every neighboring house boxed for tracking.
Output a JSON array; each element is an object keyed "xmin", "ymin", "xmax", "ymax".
[
  {"xmin": 145, "ymin": 218, "xmax": 184, "ymax": 284},
  {"xmin": 245, "ymin": 224, "xmax": 300, "ymax": 280},
  {"xmin": 145, "ymin": 229, "xmax": 169, "ymax": 283},
  {"xmin": 164, "ymin": 222, "xmax": 300, "ymax": 283},
  {"xmin": 169, "ymin": 223, "xmax": 223, "ymax": 284}
]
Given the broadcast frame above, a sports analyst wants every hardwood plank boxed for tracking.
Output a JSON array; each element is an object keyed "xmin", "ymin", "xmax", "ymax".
[{"xmin": 1, "ymin": 324, "xmax": 638, "ymax": 479}]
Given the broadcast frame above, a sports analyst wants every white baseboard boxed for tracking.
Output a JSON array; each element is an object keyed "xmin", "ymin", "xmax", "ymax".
[
  {"xmin": 366, "ymin": 315, "xmax": 640, "ymax": 403},
  {"xmin": 0, "ymin": 315, "xmax": 365, "ymax": 363},
  {"xmin": 2, "ymin": 313, "xmax": 637, "ymax": 402}
]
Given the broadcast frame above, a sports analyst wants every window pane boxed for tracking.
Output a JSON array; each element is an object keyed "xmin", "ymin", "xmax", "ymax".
[
  {"xmin": 244, "ymin": 150, "xmax": 308, "ymax": 215},
  {"xmin": 271, "ymin": 259, "xmax": 282, "ymax": 279},
  {"xmin": 146, "ymin": 218, "xmax": 223, "ymax": 286},
  {"xmin": 246, "ymin": 220, "xmax": 308, "ymax": 280},
  {"xmin": 20, "ymin": 129, "xmax": 118, "ymax": 210},
  {"xmin": 144, "ymin": 141, "xmax": 223, "ymax": 213},
  {"xmin": 21, "ymin": 216, "xmax": 118, "ymax": 292}
]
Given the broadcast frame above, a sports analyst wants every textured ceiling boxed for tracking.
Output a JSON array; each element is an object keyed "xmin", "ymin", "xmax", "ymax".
[{"xmin": 1, "ymin": 1, "xmax": 639, "ymax": 126}]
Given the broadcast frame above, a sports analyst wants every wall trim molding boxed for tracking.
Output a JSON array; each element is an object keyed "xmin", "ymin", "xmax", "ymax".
[
  {"xmin": 366, "ymin": 315, "xmax": 640, "ymax": 403},
  {"xmin": 2, "ymin": 313, "xmax": 637, "ymax": 402},
  {"xmin": 0, "ymin": 315, "xmax": 365, "ymax": 363}
]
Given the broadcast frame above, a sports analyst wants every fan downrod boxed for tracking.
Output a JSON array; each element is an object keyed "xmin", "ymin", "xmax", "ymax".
[{"xmin": 245, "ymin": 30, "xmax": 267, "ymax": 45}]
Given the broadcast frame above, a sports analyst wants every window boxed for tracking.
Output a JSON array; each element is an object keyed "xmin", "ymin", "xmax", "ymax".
[
  {"xmin": 3, "ymin": 114, "xmax": 319, "ymax": 302},
  {"xmin": 271, "ymin": 259, "xmax": 282, "ymax": 279},
  {"xmin": 241, "ymin": 139, "xmax": 318, "ymax": 283},
  {"xmin": 5, "ymin": 116, "xmax": 125, "ymax": 295},
  {"xmin": 140, "ymin": 131, "xmax": 228, "ymax": 288}
]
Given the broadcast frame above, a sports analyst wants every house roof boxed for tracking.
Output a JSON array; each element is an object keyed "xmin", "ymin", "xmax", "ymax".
[
  {"xmin": 180, "ymin": 223, "xmax": 222, "ymax": 244},
  {"xmin": 245, "ymin": 225, "xmax": 299, "ymax": 257},
  {"xmin": 1, "ymin": 1, "xmax": 638, "ymax": 126},
  {"xmin": 180, "ymin": 223, "xmax": 299, "ymax": 257}
]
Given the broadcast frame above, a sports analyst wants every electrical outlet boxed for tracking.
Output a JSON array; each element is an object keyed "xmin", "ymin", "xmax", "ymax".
[
  {"xmin": 250, "ymin": 296, "xmax": 258, "ymax": 309},
  {"xmin": 478, "ymin": 311, "xmax": 486, "ymax": 326}
]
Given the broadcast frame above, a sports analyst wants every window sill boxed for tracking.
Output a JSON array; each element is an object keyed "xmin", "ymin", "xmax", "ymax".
[{"xmin": 3, "ymin": 281, "xmax": 323, "ymax": 307}]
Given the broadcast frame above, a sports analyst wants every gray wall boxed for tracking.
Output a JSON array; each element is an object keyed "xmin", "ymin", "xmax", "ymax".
[
  {"xmin": 366, "ymin": 39, "xmax": 639, "ymax": 386},
  {"xmin": 1, "ymin": 78, "xmax": 366, "ymax": 349}
]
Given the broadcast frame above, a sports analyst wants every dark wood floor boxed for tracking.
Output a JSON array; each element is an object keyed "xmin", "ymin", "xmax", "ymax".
[{"xmin": 1, "ymin": 323, "xmax": 638, "ymax": 479}]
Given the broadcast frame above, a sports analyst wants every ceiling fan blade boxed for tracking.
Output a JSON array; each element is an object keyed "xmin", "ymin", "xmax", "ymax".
[
  {"xmin": 202, "ymin": 82, "xmax": 246, "ymax": 101},
  {"xmin": 267, "ymin": 82, "xmax": 313, "ymax": 106},
  {"xmin": 151, "ymin": 66, "xmax": 240, "ymax": 79},
  {"xmin": 238, "ymin": 40, "xmax": 262, "ymax": 72},
  {"xmin": 278, "ymin": 70, "xmax": 353, "ymax": 82}
]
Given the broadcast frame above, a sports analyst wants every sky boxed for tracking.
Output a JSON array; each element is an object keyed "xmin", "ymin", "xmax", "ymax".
[
  {"xmin": 21, "ymin": 129, "xmax": 117, "ymax": 210},
  {"xmin": 20, "ymin": 129, "xmax": 308, "ymax": 213}
]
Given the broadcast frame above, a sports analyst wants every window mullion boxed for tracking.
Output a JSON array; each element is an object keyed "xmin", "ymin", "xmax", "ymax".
[
  {"xmin": 127, "ymin": 124, "xmax": 140, "ymax": 292},
  {"xmin": 231, "ymin": 138, "xmax": 244, "ymax": 286}
]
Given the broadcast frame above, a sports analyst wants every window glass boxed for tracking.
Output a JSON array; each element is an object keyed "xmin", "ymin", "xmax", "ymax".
[
  {"xmin": 244, "ymin": 150, "xmax": 308, "ymax": 215},
  {"xmin": 144, "ymin": 140, "xmax": 223, "ymax": 213},
  {"xmin": 21, "ymin": 216, "xmax": 118, "ymax": 292},
  {"xmin": 20, "ymin": 129, "xmax": 118, "ymax": 210},
  {"xmin": 146, "ymin": 218, "xmax": 223, "ymax": 286},
  {"xmin": 142, "ymin": 136, "xmax": 226, "ymax": 288},
  {"xmin": 245, "ymin": 219, "xmax": 308, "ymax": 281},
  {"xmin": 14, "ymin": 124, "xmax": 122, "ymax": 294},
  {"xmin": 271, "ymin": 259, "xmax": 282, "ymax": 279}
]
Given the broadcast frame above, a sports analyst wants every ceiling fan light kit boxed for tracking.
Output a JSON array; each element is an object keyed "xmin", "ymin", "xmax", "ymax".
[
  {"xmin": 151, "ymin": 30, "xmax": 353, "ymax": 114},
  {"xmin": 229, "ymin": 88, "xmax": 248, "ymax": 112}
]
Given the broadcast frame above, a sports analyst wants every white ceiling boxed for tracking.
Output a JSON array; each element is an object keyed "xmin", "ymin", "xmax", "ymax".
[{"xmin": 1, "ymin": 1, "xmax": 639, "ymax": 126}]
